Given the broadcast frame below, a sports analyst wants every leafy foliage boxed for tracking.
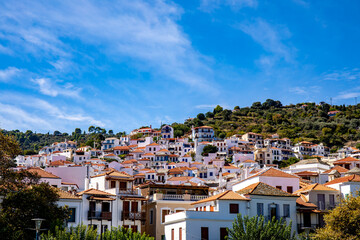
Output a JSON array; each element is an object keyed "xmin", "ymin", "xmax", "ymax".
[
  {"xmin": 227, "ymin": 214, "xmax": 296, "ymax": 240},
  {"xmin": 314, "ymin": 193, "xmax": 360, "ymax": 240},
  {"xmin": 201, "ymin": 145, "xmax": 218, "ymax": 156},
  {"xmin": 41, "ymin": 225, "xmax": 154, "ymax": 240}
]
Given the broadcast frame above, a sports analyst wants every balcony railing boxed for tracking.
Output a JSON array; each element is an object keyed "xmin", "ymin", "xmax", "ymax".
[
  {"xmin": 118, "ymin": 189, "xmax": 137, "ymax": 195},
  {"xmin": 163, "ymin": 194, "xmax": 183, "ymax": 200},
  {"xmin": 190, "ymin": 195, "xmax": 208, "ymax": 201},
  {"xmin": 121, "ymin": 211, "xmax": 146, "ymax": 221},
  {"xmin": 317, "ymin": 201, "xmax": 336, "ymax": 211},
  {"xmin": 88, "ymin": 211, "xmax": 112, "ymax": 220}
]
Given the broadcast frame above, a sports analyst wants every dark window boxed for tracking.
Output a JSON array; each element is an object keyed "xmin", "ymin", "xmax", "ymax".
[
  {"xmin": 329, "ymin": 194, "xmax": 335, "ymax": 207},
  {"xmin": 201, "ymin": 227, "xmax": 209, "ymax": 240},
  {"xmin": 276, "ymin": 186, "xmax": 282, "ymax": 190},
  {"xmin": 110, "ymin": 181, "xmax": 116, "ymax": 188},
  {"xmin": 229, "ymin": 204, "xmax": 239, "ymax": 214},
  {"xmin": 287, "ymin": 186, "xmax": 293, "ymax": 193},
  {"xmin": 102, "ymin": 202, "xmax": 110, "ymax": 212},
  {"xmin": 162, "ymin": 209, "xmax": 170, "ymax": 223},
  {"xmin": 150, "ymin": 209, "xmax": 154, "ymax": 224},
  {"xmin": 68, "ymin": 208, "xmax": 76, "ymax": 222},
  {"xmin": 90, "ymin": 201, "xmax": 96, "ymax": 212},
  {"xmin": 131, "ymin": 201, "xmax": 138, "ymax": 212},
  {"xmin": 283, "ymin": 204, "xmax": 290, "ymax": 218},
  {"xmin": 119, "ymin": 182, "xmax": 127, "ymax": 190},
  {"xmin": 220, "ymin": 228, "xmax": 228, "ymax": 240},
  {"xmin": 123, "ymin": 201, "xmax": 130, "ymax": 212},
  {"xmin": 257, "ymin": 203, "xmax": 264, "ymax": 216}
]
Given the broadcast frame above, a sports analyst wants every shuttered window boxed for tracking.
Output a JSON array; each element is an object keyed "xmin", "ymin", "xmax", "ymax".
[{"xmin": 229, "ymin": 204, "xmax": 239, "ymax": 214}]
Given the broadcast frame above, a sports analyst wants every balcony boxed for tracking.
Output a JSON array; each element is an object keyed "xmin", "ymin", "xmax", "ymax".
[
  {"xmin": 122, "ymin": 211, "xmax": 146, "ymax": 221},
  {"xmin": 88, "ymin": 211, "xmax": 112, "ymax": 221},
  {"xmin": 317, "ymin": 201, "xmax": 336, "ymax": 211},
  {"xmin": 151, "ymin": 193, "xmax": 208, "ymax": 201}
]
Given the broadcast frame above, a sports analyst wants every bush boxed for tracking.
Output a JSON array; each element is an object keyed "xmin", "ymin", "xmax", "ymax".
[{"xmin": 41, "ymin": 225, "xmax": 154, "ymax": 240}]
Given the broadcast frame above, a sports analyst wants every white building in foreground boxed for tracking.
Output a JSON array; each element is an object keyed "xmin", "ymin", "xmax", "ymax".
[{"xmin": 164, "ymin": 183, "xmax": 298, "ymax": 240}]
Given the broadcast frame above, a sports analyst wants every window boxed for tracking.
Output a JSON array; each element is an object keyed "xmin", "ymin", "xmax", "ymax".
[
  {"xmin": 220, "ymin": 228, "xmax": 228, "ymax": 240},
  {"xmin": 276, "ymin": 186, "xmax": 282, "ymax": 190},
  {"xmin": 162, "ymin": 209, "xmax": 170, "ymax": 223},
  {"xmin": 229, "ymin": 204, "xmax": 239, "ymax": 214},
  {"xmin": 283, "ymin": 204, "xmax": 290, "ymax": 218},
  {"xmin": 171, "ymin": 229, "xmax": 174, "ymax": 240},
  {"xmin": 102, "ymin": 202, "xmax": 110, "ymax": 212},
  {"xmin": 201, "ymin": 227, "xmax": 209, "ymax": 240},
  {"xmin": 68, "ymin": 208, "xmax": 76, "ymax": 222},
  {"xmin": 210, "ymin": 205, "xmax": 214, "ymax": 212},
  {"xmin": 257, "ymin": 203, "xmax": 264, "ymax": 216},
  {"xmin": 209, "ymin": 172, "xmax": 213, "ymax": 177},
  {"xmin": 179, "ymin": 227, "xmax": 182, "ymax": 240},
  {"xmin": 287, "ymin": 186, "xmax": 293, "ymax": 193},
  {"xmin": 329, "ymin": 194, "xmax": 335, "ymax": 207},
  {"xmin": 119, "ymin": 182, "xmax": 127, "ymax": 190},
  {"xmin": 150, "ymin": 209, "xmax": 154, "ymax": 224},
  {"xmin": 110, "ymin": 181, "xmax": 116, "ymax": 188}
]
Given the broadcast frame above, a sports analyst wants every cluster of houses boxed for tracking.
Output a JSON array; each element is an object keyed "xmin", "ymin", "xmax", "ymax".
[{"xmin": 10, "ymin": 125, "xmax": 360, "ymax": 239}]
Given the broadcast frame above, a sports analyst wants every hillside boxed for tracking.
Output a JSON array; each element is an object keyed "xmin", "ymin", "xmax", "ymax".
[{"xmin": 2, "ymin": 99, "xmax": 360, "ymax": 152}]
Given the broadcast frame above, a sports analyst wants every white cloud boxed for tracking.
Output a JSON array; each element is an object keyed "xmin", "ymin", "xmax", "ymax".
[
  {"xmin": 237, "ymin": 18, "xmax": 295, "ymax": 70},
  {"xmin": 31, "ymin": 78, "xmax": 81, "ymax": 98},
  {"xmin": 195, "ymin": 104, "xmax": 217, "ymax": 109},
  {"xmin": 0, "ymin": 0, "xmax": 216, "ymax": 91},
  {"xmin": 289, "ymin": 87, "xmax": 306, "ymax": 94},
  {"xmin": 322, "ymin": 68, "xmax": 360, "ymax": 81},
  {"xmin": 289, "ymin": 86, "xmax": 321, "ymax": 95},
  {"xmin": 0, "ymin": 67, "xmax": 21, "ymax": 82}
]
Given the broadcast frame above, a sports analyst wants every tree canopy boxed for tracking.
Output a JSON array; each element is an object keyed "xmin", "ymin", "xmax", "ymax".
[{"xmin": 314, "ymin": 193, "xmax": 360, "ymax": 240}]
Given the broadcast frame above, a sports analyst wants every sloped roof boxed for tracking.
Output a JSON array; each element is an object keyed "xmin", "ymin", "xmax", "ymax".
[
  {"xmin": 334, "ymin": 157, "xmax": 360, "ymax": 164},
  {"xmin": 295, "ymin": 171, "xmax": 319, "ymax": 177},
  {"xmin": 236, "ymin": 182, "xmax": 296, "ymax": 197},
  {"xmin": 90, "ymin": 169, "xmax": 133, "ymax": 179},
  {"xmin": 296, "ymin": 195, "xmax": 317, "ymax": 208},
  {"xmin": 322, "ymin": 166, "xmax": 348, "ymax": 174},
  {"xmin": 293, "ymin": 183, "xmax": 338, "ymax": 194},
  {"xmin": 324, "ymin": 174, "xmax": 360, "ymax": 185},
  {"xmin": 290, "ymin": 158, "xmax": 329, "ymax": 166},
  {"xmin": 192, "ymin": 190, "xmax": 249, "ymax": 205},
  {"xmin": 56, "ymin": 188, "xmax": 81, "ymax": 200},
  {"xmin": 248, "ymin": 167, "xmax": 299, "ymax": 179},
  {"xmin": 78, "ymin": 188, "xmax": 115, "ymax": 196},
  {"xmin": 27, "ymin": 167, "xmax": 61, "ymax": 179}
]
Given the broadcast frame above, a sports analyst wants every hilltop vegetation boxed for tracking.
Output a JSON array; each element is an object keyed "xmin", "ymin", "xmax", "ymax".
[
  {"xmin": 2, "ymin": 100, "xmax": 360, "ymax": 152},
  {"xmin": 173, "ymin": 100, "xmax": 360, "ymax": 151}
]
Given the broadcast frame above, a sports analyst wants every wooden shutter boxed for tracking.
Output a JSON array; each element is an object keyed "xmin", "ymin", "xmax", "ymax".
[
  {"xmin": 110, "ymin": 181, "xmax": 116, "ymax": 188},
  {"xmin": 179, "ymin": 227, "xmax": 182, "ymax": 240},
  {"xmin": 229, "ymin": 204, "xmax": 239, "ymax": 214},
  {"xmin": 123, "ymin": 201, "xmax": 130, "ymax": 212},
  {"xmin": 220, "ymin": 228, "xmax": 228, "ymax": 240},
  {"xmin": 201, "ymin": 227, "xmax": 209, "ymax": 240},
  {"xmin": 131, "ymin": 201, "xmax": 138, "ymax": 212},
  {"xmin": 120, "ymin": 181, "xmax": 127, "ymax": 190}
]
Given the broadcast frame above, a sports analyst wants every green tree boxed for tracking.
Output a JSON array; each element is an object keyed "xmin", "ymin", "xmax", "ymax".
[
  {"xmin": 227, "ymin": 214, "xmax": 296, "ymax": 240},
  {"xmin": 108, "ymin": 130, "xmax": 114, "ymax": 135},
  {"xmin": 197, "ymin": 113, "xmax": 206, "ymax": 120},
  {"xmin": 0, "ymin": 183, "xmax": 70, "ymax": 240},
  {"xmin": 314, "ymin": 194, "xmax": 360, "ymax": 240},
  {"xmin": 202, "ymin": 145, "xmax": 218, "ymax": 156},
  {"xmin": 88, "ymin": 126, "xmax": 95, "ymax": 133},
  {"xmin": 213, "ymin": 105, "xmax": 223, "ymax": 114},
  {"xmin": 205, "ymin": 111, "xmax": 214, "ymax": 118}
]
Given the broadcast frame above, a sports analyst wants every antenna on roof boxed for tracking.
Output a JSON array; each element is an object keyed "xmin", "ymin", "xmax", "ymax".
[{"xmin": 330, "ymin": 97, "xmax": 333, "ymax": 106}]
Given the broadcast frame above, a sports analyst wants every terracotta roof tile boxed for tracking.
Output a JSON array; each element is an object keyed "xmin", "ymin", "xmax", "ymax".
[
  {"xmin": 322, "ymin": 166, "xmax": 348, "ymax": 174},
  {"xmin": 324, "ymin": 174, "xmax": 360, "ymax": 185},
  {"xmin": 294, "ymin": 183, "xmax": 338, "ymax": 194},
  {"xmin": 27, "ymin": 167, "xmax": 61, "ymax": 179},
  {"xmin": 192, "ymin": 190, "xmax": 249, "ymax": 205},
  {"xmin": 77, "ymin": 188, "xmax": 115, "ymax": 196},
  {"xmin": 236, "ymin": 182, "xmax": 296, "ymax": 197}
]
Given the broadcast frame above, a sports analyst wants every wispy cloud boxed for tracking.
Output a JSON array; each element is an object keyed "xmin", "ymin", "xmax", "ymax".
[
  {"xmin": 0, "ymin": 0, "xmax": 216, "ymax": 91},
  {"xmin": 289, "ymin": 86, "xmax": 321, "ymax": 95},
  {"xmin": 322, "ymin": 68, "xmax": 360, "ymax": 81},
  {"xmin": 238, "ymin": 19, "xmax": 295, "ymax": 63},
  {"xmin": 0, "ymin": 67, "xmax": 21, "ymax": 82},
  {"xmin": 31, "ymin": 78, "xmax": 81, "ymax": 98},
  {"xmin": 199, "ymin": 0, "xmax": 257, "ymax": 12},
  {"xmin": 334, "ymin": 87, "xmax": 360, "ymax": 100}
]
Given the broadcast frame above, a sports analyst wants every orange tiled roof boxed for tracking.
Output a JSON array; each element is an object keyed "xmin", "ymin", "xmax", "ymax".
[
  {"xmin": 27, "ymin": 167, "xmax": 61, "ymax": 179},
  {"xmin": 192, "ymin": 190, "xmax": 249, "ymax": 205},
  {"xmin": 236, "ymin": 182, "xmax": 296, "ymax": 197},
  {"xmin": 295, "ymin": 171, "xmax": 319, "ymax": 177},
  {"xmin": 322, "ymin": 166, "xmax": 348, "ymax": 174},
  {"xmin": 77, "ymin": 188, "xmax": 115, "ymax": 196},
  {"xmin": 293, "ymin": 183, "xmax": 338, "ymax": 194},
  {"xmin": 334, "ymin": 157, "xmax": 360, "ymax": 164},
  {"xmin": 324, "ymin": 174, "xmax": 360, "ymax": 185}
]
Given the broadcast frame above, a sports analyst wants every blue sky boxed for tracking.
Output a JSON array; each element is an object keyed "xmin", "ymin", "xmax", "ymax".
[{"xmin": 0, "ymin": 0, "xmax": 359, "ymax": 133}]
